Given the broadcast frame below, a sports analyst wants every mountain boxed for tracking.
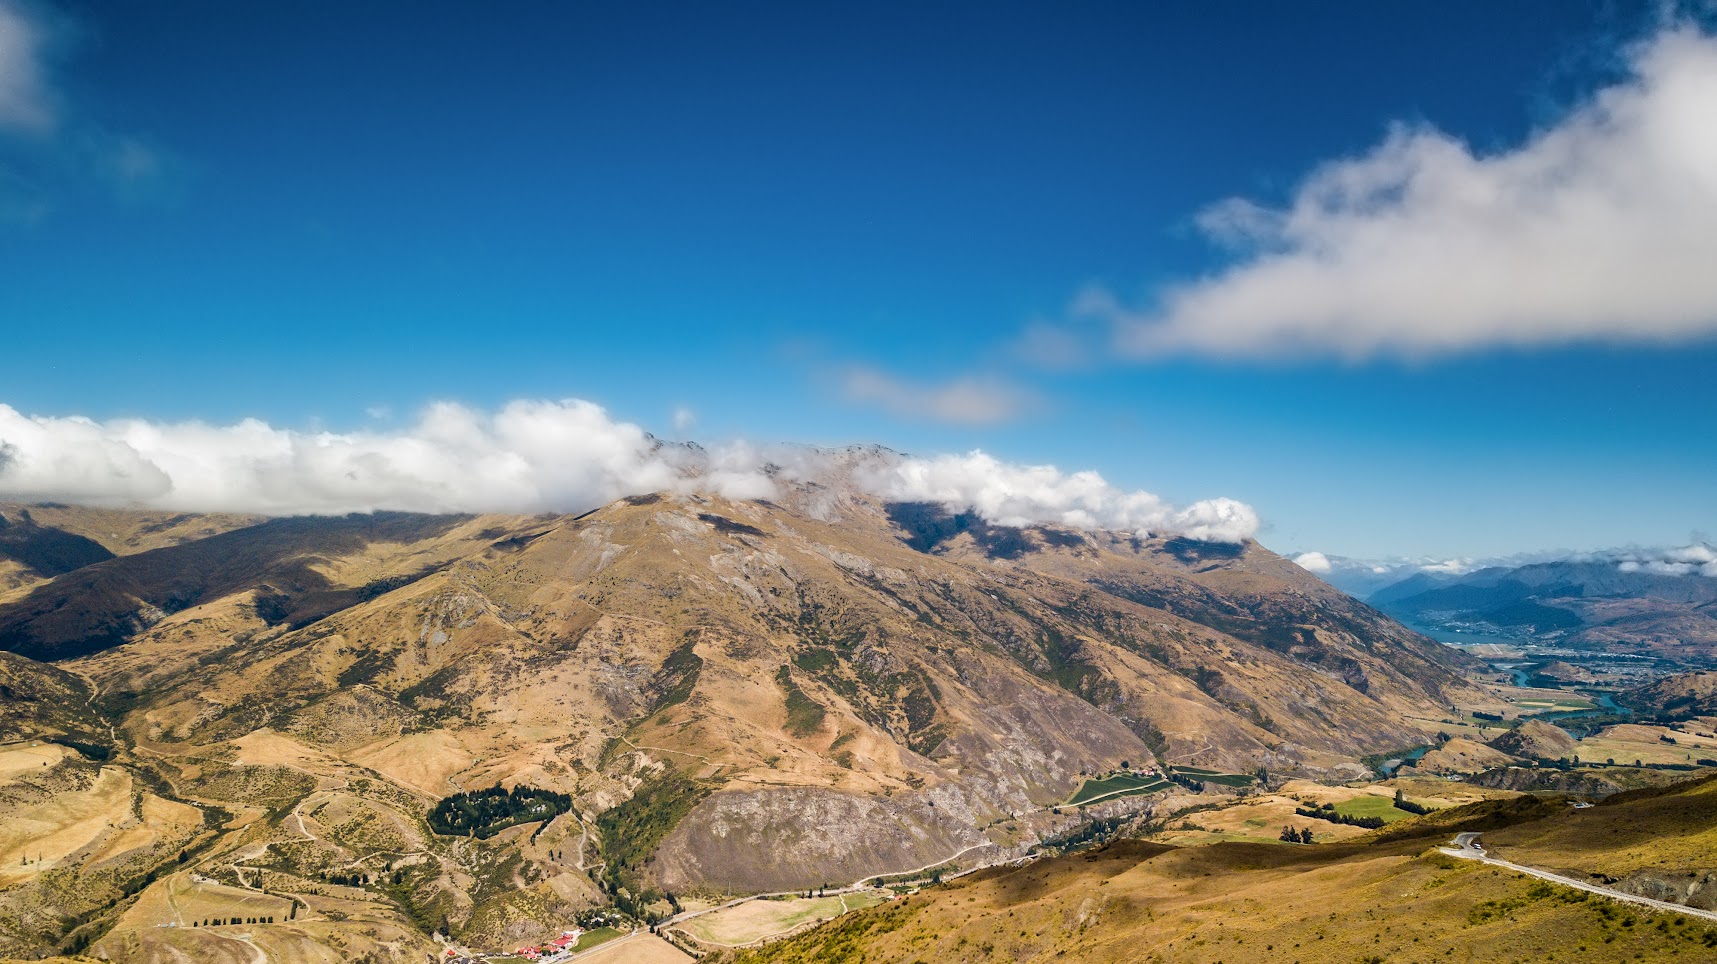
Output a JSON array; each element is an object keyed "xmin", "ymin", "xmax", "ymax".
[
  {"xmin": 1370, "ymin": 558, "xmax": 1717, "ymax": 663},
  {"xmin": 1627, "ymin": 671, "xmax": 1717, "ymax": 721},
  {"xmin": 0, "ymin": 469, "xmax": 1485, "ymax": 957},
  {"xmin": 1486, "ymin": 719, "xmax": 1577, "ymax": 760},
  {"xmin": 0, "ymin": 503, "xmax": 263, "ymax": 600},
  {"xmin": 1366, "ymin": 569, "xmax": 1462, "ymax": 606}
]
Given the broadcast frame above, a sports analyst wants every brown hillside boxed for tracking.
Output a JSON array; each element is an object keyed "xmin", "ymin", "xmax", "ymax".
[
  {"xmin": 1628, "ymin": 670, "xmax": 1717, "ymax": 721},
  {"xmin": 716, "ymin": 774, "xmax": 1717, "ymax": 964},
  {"xmin": 1401, "ymin": 737, "xmax": 1519, "ymax": 776},
  {"xmin": 0, "ymin": 469, "xmax": 1490, "ymax": 954},
  {"xmin": 1489, "ymin": 719, "xmax": 1578, "ymax": 759}
]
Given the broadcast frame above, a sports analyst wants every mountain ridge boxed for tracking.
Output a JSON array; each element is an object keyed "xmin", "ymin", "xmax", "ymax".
[{"xmin": 0, "ymin": 481, "xmax": 1488, "ymax": 954}]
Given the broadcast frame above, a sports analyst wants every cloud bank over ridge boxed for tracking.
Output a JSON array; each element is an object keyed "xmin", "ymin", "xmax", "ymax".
[
  {"xmin": 0, "ymin": 400, "xmax": 1260, "ymax": 543},
  {"xmin": 1088, "ymin": 27, "xmax": 1717, "ymax": 360}
]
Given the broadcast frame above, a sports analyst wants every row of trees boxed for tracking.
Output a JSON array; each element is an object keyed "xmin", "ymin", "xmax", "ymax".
[
  {"xmin": 194, "ymin": 916, "xmax": 274, "ymax": 926},
  {"xmin": 1166, "ymin": 772, "xmax": 1205, "ymax": 793},
  {"xmin": 1295, "ymin": 805, "xmax": 1387, "ymax": 830},
  {"xmin": 1279, "ymin": 826, "xmax": 1316, "ymax": 843}
]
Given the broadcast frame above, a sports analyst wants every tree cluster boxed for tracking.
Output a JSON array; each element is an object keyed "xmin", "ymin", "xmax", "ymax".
[
  {"xmin": 428, "ymin": 783, "xmax": 574, "ymax": 839},
  {"xmin": 1392, "ymin": 788, "xmax": 1434, "ymax": 816},
  {"xmin": 1278, "ymin": 825, "xmax": 1315, "ymax": 843},
  {"xmin": 1166, "ymin": 772, "xmax": 1205, "ymax": 793}
]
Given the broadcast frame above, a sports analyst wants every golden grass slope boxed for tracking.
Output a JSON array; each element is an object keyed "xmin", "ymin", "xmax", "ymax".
[
  {"xmin": 717, "ymin": 774, "xmax": 1717, "ymax": 963},
  {"xmin": 0, "ymin": 503, "xmax": 265, "ymax": 557},
  {"xmin": 1402, "ymin": 737, "xmax": 1520, "ymax": 776}
]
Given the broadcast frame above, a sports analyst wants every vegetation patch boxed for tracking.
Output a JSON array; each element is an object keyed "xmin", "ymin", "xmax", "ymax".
[
  {"xmin": 1333, "ymin": 793, "xmax": 1420, "ymax": 823},
  {"xmin": 1168, "ymin": 765, "xmax": 1254, "ymax": 787},
  {"xmin": 427, "ymin": 784, "xmax": 573, "ymax": 839},
  {"xmin": 575, "ymin": 925, "xmax": 626, "ymax": 950},
  {"xmin": 649, "ymin": 639, "xmax": 704, "ymax": 715},
  {"xmin": 776, "ymin": 666, "xmax": 828, "ymax": 737},
  {"xmin": 596, "ymin": 769, "xmax": 711, "ymax": 895},
  {"xmin": 1067, "ymin": 772, "xmax": 1170, "ymax": 806}
]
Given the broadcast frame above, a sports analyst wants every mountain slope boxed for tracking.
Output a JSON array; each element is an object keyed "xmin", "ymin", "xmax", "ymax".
[
  {"xmin": 0, "ymin": 474, "xmax": 1490, "ymax": 951},
  {"xmin": 1628, "ymin": 671, "xmax": 1717, "ymax": 721}
]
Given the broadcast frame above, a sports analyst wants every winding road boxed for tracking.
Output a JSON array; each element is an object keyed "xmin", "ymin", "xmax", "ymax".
[{"xmin": 1440, "ymin": 833, "xmax": 1717, "ymax": 923}]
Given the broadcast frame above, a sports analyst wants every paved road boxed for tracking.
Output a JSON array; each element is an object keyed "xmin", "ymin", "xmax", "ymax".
[{"xmin": 1440, "ymin": 833, "xmax": 1717, "ymax": 923}]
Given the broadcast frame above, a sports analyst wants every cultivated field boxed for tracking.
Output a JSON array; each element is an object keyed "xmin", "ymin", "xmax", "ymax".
[
  {"xmin": 1168, "ymin": 765, "xmax": 1255, "ymax": 787},
  {"xmin": 574, "ymin": 932, "xmax": 693, "ymax": 963},
  {"xmin": 1065, "ymin": 772, "xmax": 1168, "ymax": 805},
  {"xmin": 1332, "ymin": 793, "xmax": 1414, "ymax": 823},
  {"xmin": 1569, "ymin": 722, "xmax": 1717, "ymax": 767},
  {"xmin": 678, "ymin": 891, "xmax": 888, "ymax": 947},
  {"xmin": 0, "ymin": 742, "xmax": 71, "ymax": 779}
]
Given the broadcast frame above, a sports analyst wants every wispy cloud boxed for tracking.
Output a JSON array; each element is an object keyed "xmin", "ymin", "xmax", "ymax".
[
  {"xmin": 841, "ymin": 366, "xmax": 1038, "ymax": 425},
  {"xmin": 1074, "ymin": 27, "xmax": 1717, "ymax": 360},
  {"xmin": 0, "ymin": 1, "xmax": 53, "ymax": 134},
  {"xmin": 0, "ymin": 1, "xmax": 177, "ymax": 217},
  {"xmin": 0, "ymin": 400, "xmax": 1260, "ymax": 543},
  {"xmin": 1605, "ymin": 544, "xmax": 1717, "ymax": 577}
]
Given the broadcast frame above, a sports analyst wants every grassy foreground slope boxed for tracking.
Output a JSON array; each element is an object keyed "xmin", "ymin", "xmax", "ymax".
[{"xmin": 716, "ymin": 776, "xmax": 1717, "ymax": 963}]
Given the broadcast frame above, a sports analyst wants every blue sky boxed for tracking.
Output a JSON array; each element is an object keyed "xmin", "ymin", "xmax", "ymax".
[{"xmin": 1, "ymin": 1, "xmax": 1714, "ymax": 559}]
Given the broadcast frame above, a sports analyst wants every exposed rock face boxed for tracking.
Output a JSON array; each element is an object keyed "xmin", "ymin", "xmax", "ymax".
[
  {"xmin": 653, "ymin": 785, "xmax": 985, "ymax": 892},
  {"xmin": 1610, "ymin": 871, "xmax": 1717, "ymax": 911}
]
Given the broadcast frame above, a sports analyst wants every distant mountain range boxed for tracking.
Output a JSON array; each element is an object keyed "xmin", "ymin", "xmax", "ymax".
[{"xmin": 1340, "ymin": 550, "xmax": 1717, "ymax": 665}]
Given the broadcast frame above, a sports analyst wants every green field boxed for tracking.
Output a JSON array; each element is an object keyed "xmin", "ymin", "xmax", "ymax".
[
  {"xmin": 574, "ymin": 926, "xmax": 625, "ymax": 951},
  {"xmin": 1066, "ymin": 772, "xmax": 1170, "ymax": 805},
  {"xmin": 1169, "ymin": 766, "xmax": 1255, "ymax": 787},
  {"xmin": 1333, "ymin": 794, "xmax": 1416, "ymax": 823},
  {"xmin": 1516, "ymin": 696, "xmax": 1598, "ymax": 713}
]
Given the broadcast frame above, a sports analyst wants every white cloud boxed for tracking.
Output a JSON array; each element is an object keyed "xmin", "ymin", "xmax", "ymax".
[
  {"xmin": 672, "ymin": 406, "xmax": 696, "ymax": 433},
  {"xmin": 1095, "ymin": 28, "xmax": 1717, "ymax": 360},
  {"xmin": 1292, "ymin": 551, "xmax": 1332, "ymax": 573},
  {"xmin": 0, "ymin": 1, "xmax": 53, "ymax": 133},
  {"xmin": 842, "ymin": 367, "xmax": 1036, "ymax": 425},
  {"xmin": 0, "ymin": 401, "xmax": 1260, "ymax": 543},
  {"xmin": 863, "ymin": 450, "xmax": 1258, "ymax": 542},
  {"xmin": 1611, "ymin": 543, "xmax": 1717, "ymax": 577},
  {"xmin": 0, "ymin": 400, "xmax": 770, "ymax": 516}
]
